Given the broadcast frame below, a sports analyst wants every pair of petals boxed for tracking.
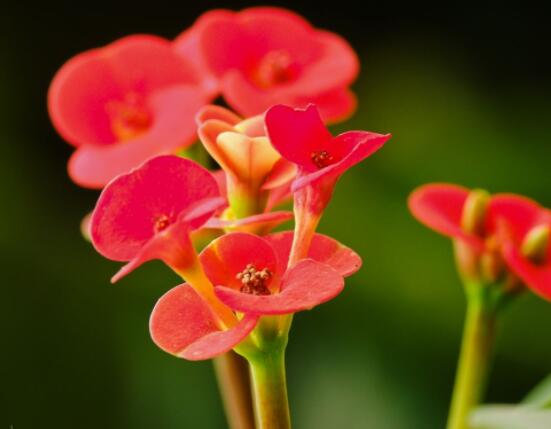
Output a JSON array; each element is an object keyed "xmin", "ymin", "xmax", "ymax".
[
  {"xmin": 150, "ymin": 231, "xmax": 361, "ymax": 360},
  {"xmin": 176, "ymin": 7, "xmax": 359, "ymax": 122},
  {"xmin": 49, "ymin": 35, "xmax": 210, "ymax": 188},
  {"xmin": 265, "ymin": 104, "xmax": 391, "ymax": 192},
  {"xmin": 408, "ymin": 183, "xmax": 551, "ymax": 299},
  {"xmin": 91, "ymin": 155, "xmax": 223, "ymax": 281}
]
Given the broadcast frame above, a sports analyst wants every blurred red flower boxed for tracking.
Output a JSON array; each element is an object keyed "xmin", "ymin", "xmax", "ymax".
[
  {"xmin": 176, "ymin": 7, "xmax": 359, "ymax": 122},
  {"xmin": 49, "ymin": 35, "xmax": 210, "ymax": 188},
  {"xmin": 409, "ymin": 183, "xmax": 551, "ymax": 300}
]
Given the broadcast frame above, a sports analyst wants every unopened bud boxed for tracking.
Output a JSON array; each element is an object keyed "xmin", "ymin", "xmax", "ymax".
[
  {"xmin": 521, "ymin": 224, "xmax": 549, "ymax": 265},
  {"xmin": 461, "ymin": 189, "xmax": 490, "ymax": 236}
]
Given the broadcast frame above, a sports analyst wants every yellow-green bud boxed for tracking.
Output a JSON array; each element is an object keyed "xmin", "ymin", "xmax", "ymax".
[
  {"xmin": 461, "ymin": 189, "xmax": 491, "ymax": 236},
  {"xmin": 521, "ymin": 224, "xmax": 549, "ymax": 265}
]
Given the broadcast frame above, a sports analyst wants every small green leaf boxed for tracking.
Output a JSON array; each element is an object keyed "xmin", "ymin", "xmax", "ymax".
[
  {"xmin": 522, "ymin": 374, "xmax": 551, "ymax": 408},
  {"xmin": 470, "ymin": 405, "xmax": 551, "ymax": 429}
]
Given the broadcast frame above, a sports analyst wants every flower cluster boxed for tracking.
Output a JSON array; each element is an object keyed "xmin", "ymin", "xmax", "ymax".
[
  {"xmin": 49, "ymin": 7, "xmax": 359, "ymax": 188},
  {"xmin": 409, "ymin": 184, "xmax": 550, "ymax": 300}
]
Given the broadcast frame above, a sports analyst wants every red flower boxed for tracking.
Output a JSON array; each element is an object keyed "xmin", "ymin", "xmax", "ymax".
[
  {"xmin": 176, "ymin": 7, "xmax": 359, "ymax": 122},
  {"xmin": 90, "ymin": 155, "xmax": 225, "ymax": 282},
  {"xmin": 149, "ymin": 230, "xmax": 361, "ymax": 360},
  {"xmin": 196, "ymin": 105, "xmax": 296, "ymax": 217},
  {"xmin": 201, "ymin": 231, "xmax": 361, "ymax": 315},
  {"xmin": 408, "ymin": 183, "xmax": 551, "ymax": 300},
  {"xmin": 49, "ymin": 35, "xmax": 210, "ymax": 188},
  {"xmin": 265, "ymin": 104, "xmax": 390, "ymax": 265}
]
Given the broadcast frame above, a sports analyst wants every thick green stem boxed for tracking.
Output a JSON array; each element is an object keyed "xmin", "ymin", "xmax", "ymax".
[
  {"xmin": 249, "ymin": 350, "xmax": 291, "ymax": 429},
  {"xmin": 446, "ymin": 295, "xmax": 498, "ymax": 429},
  {"xmin": 213, "ymin": 352, "xmax": 255, "ymax": 429}
]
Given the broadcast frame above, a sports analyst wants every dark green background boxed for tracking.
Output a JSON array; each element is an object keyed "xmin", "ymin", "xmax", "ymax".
[{"xmin": 2, "ymin": 2, "xmax": 550, "ymax": 428}]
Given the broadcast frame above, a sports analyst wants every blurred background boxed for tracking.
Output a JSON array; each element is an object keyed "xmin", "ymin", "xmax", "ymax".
[{"xmin": 2, "ymin": 2, "xmax": 550, "ymax": 428}]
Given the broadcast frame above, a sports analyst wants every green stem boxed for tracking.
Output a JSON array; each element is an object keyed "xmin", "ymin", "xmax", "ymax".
[
  {"xmin": 249, "ymin": 350, "xmax": 291, "ymax": 429},
  {"xmin": 446, "ymin": 294, "xmax": 498, "ymax": 429},
  {"xmin": 213, "ymin": 352, "xmax": 255, "ymax": 429}
]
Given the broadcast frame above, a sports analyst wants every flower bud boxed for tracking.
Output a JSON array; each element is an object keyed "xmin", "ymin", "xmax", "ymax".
[
  {"xmin": 521, "ymin": 224, "xmax": 549, "ymax": 265},
  {"xmin": 460, "ymin": 189, "xmax": 490, "ymax": 236}
]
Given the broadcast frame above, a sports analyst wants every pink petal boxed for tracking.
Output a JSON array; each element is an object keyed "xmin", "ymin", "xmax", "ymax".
[
  {"xmin": 262, "ymin": 159, "xmax": 297, "ymax": 190},
  {"xmin": 200, "ymin": 232, "xmax": 279, "ymax": 291},
  {"xmin": 487, "ymin": 194, "xmax": 548, "ymax": 243},
  {"xmin": 91, "ymin": 155, "xmax": 220, "ymax": 262},
  {"xmin": 266, "ymin": 231, "xmax": 362, "ymax": 277},
  {"xmin": 150, "ymin": 283, "xmax": 257, "ymax": 360},
  {"xmin": 265, "ymin": 104, "xmax": 333, "ymax": 170},
  {"xmin": 195, "ymin": 104, "xmax": 241, "ymax": 127},
  {"xmin": 291, "ymin": 131, "xmax": 391, "ymax": 191},
  {"xmin": 69, "ymin": 85, "xmax": 207, "ymax": 188},
  {"xmin": 205, "ymin": 211, "xmax": 293, "ymax": 235},
  {"xmin": 181, "ymin": 314, "xmax": 258, "ymax": 361},
  {"xmin": 49, "ymin": 34, "xmax": 203, "ymax": 149},
  {"xmin": 408, "ymin": 183, "xmax": 485, "ymax": 249},
  {"xmin": 215, "ymin": 259, "xmax": 344, "ymax": 315},
  {"xmin": 300, "ymin": 87, "xmax": 357, "ymax": 124}
]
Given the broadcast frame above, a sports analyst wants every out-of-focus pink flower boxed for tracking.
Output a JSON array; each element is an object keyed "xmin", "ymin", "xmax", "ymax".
[
  {"xmin": 90, "ymin": 155, "xmax": 225, "ymax": 282},
  {"xmin": 409, "ymin": 183, "xmax": 551, "ymax": 300},
  {"xmin": 49, "ymin": 35, "xmax": 211, "ymax": 188},
  {"xmin": 176, "ymin": 7, "xmax": 359, "ymax": 122}
]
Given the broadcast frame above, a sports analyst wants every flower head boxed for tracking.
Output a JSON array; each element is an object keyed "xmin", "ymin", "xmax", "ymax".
[
  {"xmin": 91, "ymin": 155, "xmax": 225, "ymax": 282},
  {"xmin": 197, "ymin": 105, "xmax": 296, "ymax": 217},
  {"xmin": 49, "ymin": 35, "xmax": 210, "ymax": 188},
  {"xmin": 201, "ymin": 231, "xmax": 361, "ymax": 315},
  {"xmin": 177, "ymin": 7, "xmax": 359, "ymax": 122},
  {"xmin": 408, "ymin": 183, "xmax": 551, "ymax": 299}
]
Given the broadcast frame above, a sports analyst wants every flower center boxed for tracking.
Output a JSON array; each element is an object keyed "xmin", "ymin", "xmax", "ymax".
[
  {"xmin": 254, "ymin": 50, "xmax": 298, "ymax": 88},
  {"xmin": 106, "ymin": 93, "xmax": 151, "ymax": 142},
  {"xmin": 311, "ymin": 150, "xmax": 334, "ymax": 168},
  {"xmin": 236, "ymin": 264, "xmax": 272, "ymax": 295},
  {"xmin": 154, "ymin": 214, "xmax": 171, "ymax": 233}
]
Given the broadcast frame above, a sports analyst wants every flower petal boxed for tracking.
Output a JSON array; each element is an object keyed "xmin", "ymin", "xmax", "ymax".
[
  {"xmin": 205, "ymin": 211, "xmax": 293, "ymax": 235},
  {"xmin": 215, "ymin": 259, "xmax": 344, "ymax": 315},
  {"xmin": 266, "ymin": 231, "xmax": 362, "ymax": 277},
  {"xmin": 200, "ymin": 232, "xmax": 278, "ymax": 291},
  {"xmin": 408, "ymin": 183, "xmax": 484, "ymax": 249},
  {"xmin": 195, "ymin": 104, "xmax": 242, "ymax": 127},
  {"xmin": 181, "ymin": 314, "xmax": 258, "ymax": 361},
  {"xmin": 91, "ymin": 155, "xmax": 220, "ymax": 261},
  {"xmin": 69, "ymin": 85, "xmax": 207, "ymax": 188},
  {"xmin": 150, "ymin": 283, "xmax": 256, "ymax": 361},
  {"xmin": 265, "ymin": 104, "xmax": 333, "ymax": 170}
]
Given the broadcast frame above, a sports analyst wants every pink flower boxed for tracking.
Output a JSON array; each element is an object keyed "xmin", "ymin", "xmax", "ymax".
[
  {"xmin": 90, "ymin": 155, "xmax": 225, "ymax": 282},
  {"xmin": 149, "ymin": 230, "xmax": 361, "ymax": 360},
  {"xmin": 202, "ymin": 231, "xmax": 361, "ymax": 315},
  {"xmin": 265, "ymin": 104, "xmax": 390, "ymax": 265},
  {"xmin": 49, "ymin": 35, "xmax": 210, "ymax": 188},
  {"xmin": 408, "ymin": 183, "xmax": 551, "ymax": 300},
  {"xmin": 176, "ymin": 7, "xmax": 359, "ymax": 122}
]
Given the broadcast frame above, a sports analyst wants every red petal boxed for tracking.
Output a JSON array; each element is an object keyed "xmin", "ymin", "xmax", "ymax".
[
  {"xmin": 181, "ymin": 314, "xmax": 258, "ymax": 361},
  {"xmin": 69, "ymin": 85, "xmax": 207, "ymax": 188},
  {"xmin": 215, "ymin": 259, "xmax": 344, "ymax": 315},
  {"xmin": 487, "ymin": 194, "xmax": 548, "ymax": 244},
  {"xmin": 150, "ymin": 283, "xmax": 256, "ymax": 360},
  {"xmin": 300, "ymin": 87, "xmax": 357, "ymax": 124},
  {"xmin": 200, "ymin": 232, "xmax": 278, "ymax": 291},
  {"xmin": 266, "ymin": 231, "xmax": 362, "ymax": 277},
  {"xmin": 91, "ymin": 155, "xmax": 220, "ymax": 262},
  {"xmin": 262, "ymin": 159, "xmax": 297, "ymax": 190},
  {"xmin": 292, "ymin": 131, "xmax": 391, "ymax": 191},
  {"xmin": 408, "ymin": 183, "xmax": 484, "ymax": 249},
  {"xmin": 502, "ymin": 241, "xmax": 551, "ymax": 301},
  {"xmin": 265, "ymin": 104, "xmax": 333, "ymax": 170}
]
